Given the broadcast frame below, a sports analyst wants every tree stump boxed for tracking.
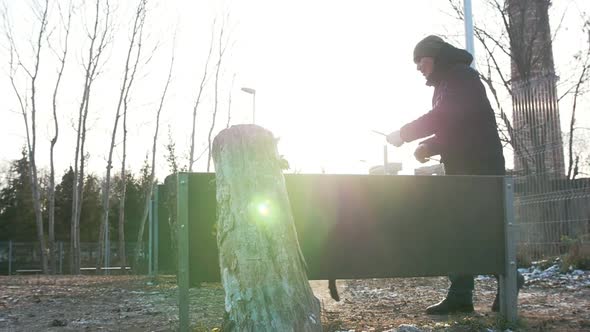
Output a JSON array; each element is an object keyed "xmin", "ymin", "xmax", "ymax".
[{"xmin": 212, "ymin": 124, "xmax": 322, "ymax": 332}]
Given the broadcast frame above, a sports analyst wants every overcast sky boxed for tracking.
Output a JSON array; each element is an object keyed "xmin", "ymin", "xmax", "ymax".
[{"xmin": 1, "ymin": 0, "xmax": 589, "ymax": 180}]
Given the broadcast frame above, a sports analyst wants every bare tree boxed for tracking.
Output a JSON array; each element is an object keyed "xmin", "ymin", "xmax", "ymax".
[
  {"xmin": 3, "ymin": 0, "xmax": 50, "ymax": 274},
  {"xmin": 46, "ymin": 0, "xmax": 73, "ymax": 274},
  {"xmin": 71, "ymin": 0, "xmax": 112, "ymax": 274},
  {"xmin": 116, "ymin": 85, "xmax": 129, "ymax": 271},
  {"xmin": 226, "ymin": 73, "xmax": 236, "ymax": 129},
  {"xmin": 134, "ymin": 42, "xmax": 175, "ymax": 269},
  {"xmin": 116, "ymin": 22, "xmax": 146, "ymax": 271},
  {"xmin": 188, "ymin": 23, "xmax": 215, "ymax": 172},
  {"xmin": 207, "ymin": 17, "xmax": 232, "ymax": 172},
  {"xmin": 97, "ymin": 0, "xmax": 146, "ymax": 272}
]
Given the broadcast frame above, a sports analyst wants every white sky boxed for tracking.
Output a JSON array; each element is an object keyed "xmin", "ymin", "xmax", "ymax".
[{"xmin": 1, "ymin": 0, "xmax": 589, "ymax": 181}]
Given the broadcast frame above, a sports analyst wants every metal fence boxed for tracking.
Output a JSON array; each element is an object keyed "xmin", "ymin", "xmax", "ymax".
[
  {"xmin": 511, "ymin": 73, "xmax": 590, "ymax": 262},
  {"xmin": 0, "ymin": 241, "xmax": 146, "ymax": 275},
  {"xmin": 513, "ymin": 174, "xmax": 590, "ymax": 261}
]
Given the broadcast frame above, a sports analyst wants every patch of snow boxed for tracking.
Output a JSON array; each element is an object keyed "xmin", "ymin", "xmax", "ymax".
[
  {"xmin": 572, "ymin": 269, "xmax": 584, "ymax": 276},
  {"xmin": 476, "ymin": 275, "xmax": 495, "ymax": 281},
  {"xmin": 397, "ymin": 324, "xmax": 423, "ymax": 332},
  {"xmin": 69, "ymin": 318, "xmax": 112, "ymax": 327},
  {"xmin": 308, "ymin": 314, "xmax": 317, "ymax": 324},
  {"xmin": 518, "ymin": 259, "xmax": 590, "ymax": 290}
]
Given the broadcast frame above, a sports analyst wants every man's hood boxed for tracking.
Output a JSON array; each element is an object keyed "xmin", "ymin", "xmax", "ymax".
[
  {"xmin": 426, "ymin": 43, "xmax": 473, "ymax": 86},
  {"xmin": 436, "ymin": 43, "xmax": 473, "ymax": 66}
]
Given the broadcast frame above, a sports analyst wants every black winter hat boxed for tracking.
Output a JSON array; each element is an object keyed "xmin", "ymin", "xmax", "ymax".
[{"xmin": 413, "ymin": 35, "xmax": 445, "ymax": 63}]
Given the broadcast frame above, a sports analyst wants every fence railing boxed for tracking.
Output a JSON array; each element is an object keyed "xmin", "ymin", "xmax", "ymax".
[{"xmin": 0, "ymin": 241, "xmax": 146, "ymax": 275}]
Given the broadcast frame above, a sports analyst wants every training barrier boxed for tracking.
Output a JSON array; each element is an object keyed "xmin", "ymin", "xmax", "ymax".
[{"xmin": 166, "ymin": 172, "xmax": 518, "ymax": 331}]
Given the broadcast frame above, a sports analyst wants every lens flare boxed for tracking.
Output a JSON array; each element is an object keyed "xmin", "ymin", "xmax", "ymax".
[
  {"xmin": 257, "ymin": 202, "xmax": 270, "ymax": 216},
  {"xmin": 250, "ymin": 197, "xmax": 276, "ymax": 224}
]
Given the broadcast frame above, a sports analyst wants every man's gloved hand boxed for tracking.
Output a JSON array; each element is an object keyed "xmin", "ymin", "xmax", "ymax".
[
  {"xmin": 386, "ymin": 130, "xmax": 404, "ymax": 147},
  {"xmin": 414, "ymin": 143, "xmax": 431, "ymax": 163}
]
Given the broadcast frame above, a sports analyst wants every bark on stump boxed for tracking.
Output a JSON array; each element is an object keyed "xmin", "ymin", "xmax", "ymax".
[{"xmin": 212, "ymin": 124, "xmax": 322, "ymax": 332}]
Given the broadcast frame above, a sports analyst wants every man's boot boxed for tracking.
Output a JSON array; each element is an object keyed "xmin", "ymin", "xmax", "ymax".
[
  {"xmin": 426, "ymin": 291, "xmax": 474, "ymax": 315},
  {"xmin": 492, "ymin": 272, "xmax": 525, "ymax": 312}
]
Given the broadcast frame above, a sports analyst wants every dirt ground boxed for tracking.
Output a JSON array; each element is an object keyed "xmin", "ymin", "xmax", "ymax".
[{"xmin": 0, "ymin": 274, "xmax": 589, "ymax": 331}]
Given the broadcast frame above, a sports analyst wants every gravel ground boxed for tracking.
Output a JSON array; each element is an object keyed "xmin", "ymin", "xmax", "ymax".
[{"xmin": 0, "ymin": 264, "xmax": 589, "ymax": 332}]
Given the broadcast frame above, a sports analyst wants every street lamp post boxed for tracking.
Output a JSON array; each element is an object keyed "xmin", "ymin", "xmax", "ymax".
[
  {"xmin": 464, "ymin": 0, "xmax": 475, "ymax": 68},
  {"xmin": 241, "ymin": 87, "xmax": 256, "ymax": 124}
]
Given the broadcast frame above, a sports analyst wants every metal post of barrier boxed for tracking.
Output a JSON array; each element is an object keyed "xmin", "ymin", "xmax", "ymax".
[
  {"xmin": 500, "ymin": 176, "xmax": 518, "ymax": 323},
  {"xmin": 59, "ymin": 241, "xmax": 63, "ymax": 274},
  {"xmin": 149, "ymin": 186, "xmax": 154, "ymax": 277},
  {"xmin": 153, "ymin": 185, "xmax": 159, "ymax": 276},
  {"xmin": 177, "ymin": 173, "xmax": 190, "ymax": 332},
  {"xmin": 8, "ymin": 240, "xmax": 13, "ymax": 275}
]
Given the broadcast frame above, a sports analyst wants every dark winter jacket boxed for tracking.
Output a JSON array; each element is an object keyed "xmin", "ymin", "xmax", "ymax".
[{"xmin": 400, "ymin": 44, "xmax": 505, "ymax": 176}]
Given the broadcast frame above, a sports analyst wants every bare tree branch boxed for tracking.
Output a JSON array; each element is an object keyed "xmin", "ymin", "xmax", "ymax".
[
  {"xmin": 567, "ymin": 24, "xmax": 590, "ymax": 179},
  {"xmin": 189, "ymin": 19, "xmax": 215, "ymax": 172},
  {"xmin": 227, "ymin": 73, "xmax": 236, "ymax": 128},
  {"xmin": 207, "ymin": 13, "xmax": 233, "ymax": 172},
  {"xmin": 135, "ymin": 32, "xmax": 175, "ymax": 268}
]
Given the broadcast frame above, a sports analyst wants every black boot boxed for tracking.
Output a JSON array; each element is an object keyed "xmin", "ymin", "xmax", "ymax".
[
  {"xmin": 426, "ymin": 292, "xmax": 474, "ymax": 315},
  {"xmin": 492, "ymin": 272, "xmax": 525, "ymax": 312}
]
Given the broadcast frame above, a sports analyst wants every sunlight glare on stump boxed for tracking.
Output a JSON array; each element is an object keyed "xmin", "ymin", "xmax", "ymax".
[
  {"xmin": 249, "ymin": 196, "xmax": 277, "ymax": 225},
  {"xmin": 257, "ymin": 201, "xmax": 270, "ymax": 216}
]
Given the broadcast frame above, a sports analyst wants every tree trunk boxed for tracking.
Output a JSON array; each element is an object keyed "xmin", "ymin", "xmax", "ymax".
[
  {"xmin": 29, "ymin": 158, "xmax": 48, "ymax": 274},
  {"xmin": 212, "ymin": 124, "xmax": 322, "ymax": 332},
  {"xmin": 48, "ymin": 150, "xmax": 56, "ymax": 274},
  {"xmin": 118, "ymin": 100, "xmax": 128, "ymax": 272}
]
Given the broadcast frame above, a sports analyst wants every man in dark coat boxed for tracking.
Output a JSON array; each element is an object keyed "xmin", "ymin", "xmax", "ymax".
[{"xmin": 387, "ymin": 35, "xmax": 524, "ymax": 314}]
